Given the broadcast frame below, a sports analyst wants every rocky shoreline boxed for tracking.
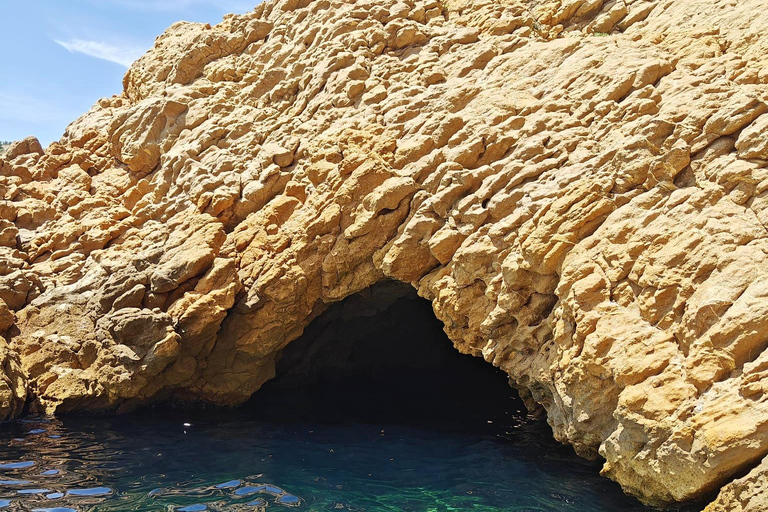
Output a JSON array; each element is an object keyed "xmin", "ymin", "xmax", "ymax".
[{"xmin": 2, "ymin": 0, "xmax": 768, "ymax": 509}]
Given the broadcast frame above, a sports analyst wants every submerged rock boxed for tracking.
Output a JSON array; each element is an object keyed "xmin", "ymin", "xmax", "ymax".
[{"xmin": 1, "ymin": 0, "xmax": 768, "ymax": 508}]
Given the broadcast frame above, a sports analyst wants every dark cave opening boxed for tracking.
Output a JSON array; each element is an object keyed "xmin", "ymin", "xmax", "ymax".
[{"xmin": 248, "ymin": 281, "xmax": 527, "ymax": 430}]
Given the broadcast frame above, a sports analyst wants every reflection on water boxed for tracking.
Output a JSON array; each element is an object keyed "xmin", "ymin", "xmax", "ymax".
[
  {"xmin": 0, "ymin": 415, "xmax": 307, "ymax": 512},
  {"xmin": 0, "ymin": 409, "xmax": 692, "ymax": 512}
]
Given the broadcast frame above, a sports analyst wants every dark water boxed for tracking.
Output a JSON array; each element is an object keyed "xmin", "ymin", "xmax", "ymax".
[{"xmin": 0, "ymin": 409, "xmax": 671, "ymax": 512}]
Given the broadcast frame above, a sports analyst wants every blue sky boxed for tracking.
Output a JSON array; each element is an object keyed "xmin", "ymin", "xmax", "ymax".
[{"xmin": 1, "ymin": 0, "xmax": 258, "ymax": 146}]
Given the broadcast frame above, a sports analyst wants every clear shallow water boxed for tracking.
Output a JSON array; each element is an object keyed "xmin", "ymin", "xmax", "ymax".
[{"xmin": 0, "ymin": 410, "xmax": 682, "ymax": 512}]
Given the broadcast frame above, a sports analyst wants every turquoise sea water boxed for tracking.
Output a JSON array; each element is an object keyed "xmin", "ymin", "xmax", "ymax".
[{"xmin": 0, "ymin": 408, "xmax": 688, "ymax": 512}]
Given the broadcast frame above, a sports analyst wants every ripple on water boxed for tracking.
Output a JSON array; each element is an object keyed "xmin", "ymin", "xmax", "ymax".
[
  {"xmin": 276, "ymin": 494, "xmax": 301, "ymax": 506},
  {"xmin": 214, "ymin": 479, "xmax": 241, "ymax": 489},
  {"xmin": 0, "ymin": 479, "xmax": 31, "ymax": 485},
  {"xmin": 0, "ymin": 413, "xmax": 666, "ymax": 512},
  {"xmin": 0, "ymin": 461, "xmax": 35, "ymax": 470},
  {"xmin": 177, "ymin": 505, "xmax": 208, "ymax": 512},
  {"xmin": 66, "ymin": 486, "xmax": 113, "ymax": 497},
  {"xmin": 249, "ymin": 484, "xmax": 285, "ymax": 496},
  {"xmin": 18, "ymin": 488, "xmax": 51, "ymax": 495},
  {"xmin": 234, "ymin": 485, "xmax": 261, "ymax": 496},
  {"xmin": 18, "ymin": 419, "xmax": 50, "ymax": 425}
]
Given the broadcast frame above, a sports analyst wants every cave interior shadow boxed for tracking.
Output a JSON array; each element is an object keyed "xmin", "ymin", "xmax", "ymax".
[{"xmin": 245, "ymin": 280, "xmax": 528, "ymax": 432}]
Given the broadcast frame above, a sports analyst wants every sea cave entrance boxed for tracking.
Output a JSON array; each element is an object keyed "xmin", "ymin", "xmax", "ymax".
[
  {"xmin": 28, "ymin": 282, "xmax": 655, "ymax": 512},
  {"xmin": 235, "ymin": 283, "xmax": 657, "ymax": 511},
  {"xmin": 248, "ymin": 281, "xmax": 526, "ymax": 429}
]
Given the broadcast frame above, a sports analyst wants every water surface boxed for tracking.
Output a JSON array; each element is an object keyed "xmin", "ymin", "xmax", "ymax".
[{"xmin": 0, "ymin": 409, "xmax": 684, "ymax": 512}]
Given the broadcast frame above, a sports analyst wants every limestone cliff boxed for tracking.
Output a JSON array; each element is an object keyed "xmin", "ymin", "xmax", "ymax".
[{"xmin": 1, "ymin": 0, "xmax": 768, "ymax": 508}]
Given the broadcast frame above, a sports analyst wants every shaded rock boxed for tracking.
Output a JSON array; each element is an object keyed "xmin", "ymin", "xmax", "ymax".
[
  {"xmin": 705, "ymin": 456, "xmax": 768, "ymax": 512},
  {"xmin": 0, "ymin": 337, "xmax": 26, "ymax": 421}
]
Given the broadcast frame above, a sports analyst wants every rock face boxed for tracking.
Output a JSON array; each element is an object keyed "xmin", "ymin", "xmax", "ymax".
[
  {"xmin": 1, "ymin": 0, "xmax": 767, "ymax": 508},
  {"xmin": 705, "ymin": 455, "xmax": 768, "ymax": 512}
]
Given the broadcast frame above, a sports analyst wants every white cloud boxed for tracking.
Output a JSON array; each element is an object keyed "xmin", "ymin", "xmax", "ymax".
[{"xmin": 54, "ymin": 39, "xmax": 146, "ymax": 68}]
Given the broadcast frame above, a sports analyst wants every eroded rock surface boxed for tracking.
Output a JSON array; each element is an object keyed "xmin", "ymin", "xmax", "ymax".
[
  {"xmin": 705, "ymin": 455, "xmax": 768, "ymax": 512},
  {"xmin": 1, "ymin": 0, "xmax": 767, "ymax": 508}
]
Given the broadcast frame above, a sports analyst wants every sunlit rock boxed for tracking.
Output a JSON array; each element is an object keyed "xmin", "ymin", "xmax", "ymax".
[{"xmin": 1, "ymin": 0, "xmax": 767, "ymax": 509}]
